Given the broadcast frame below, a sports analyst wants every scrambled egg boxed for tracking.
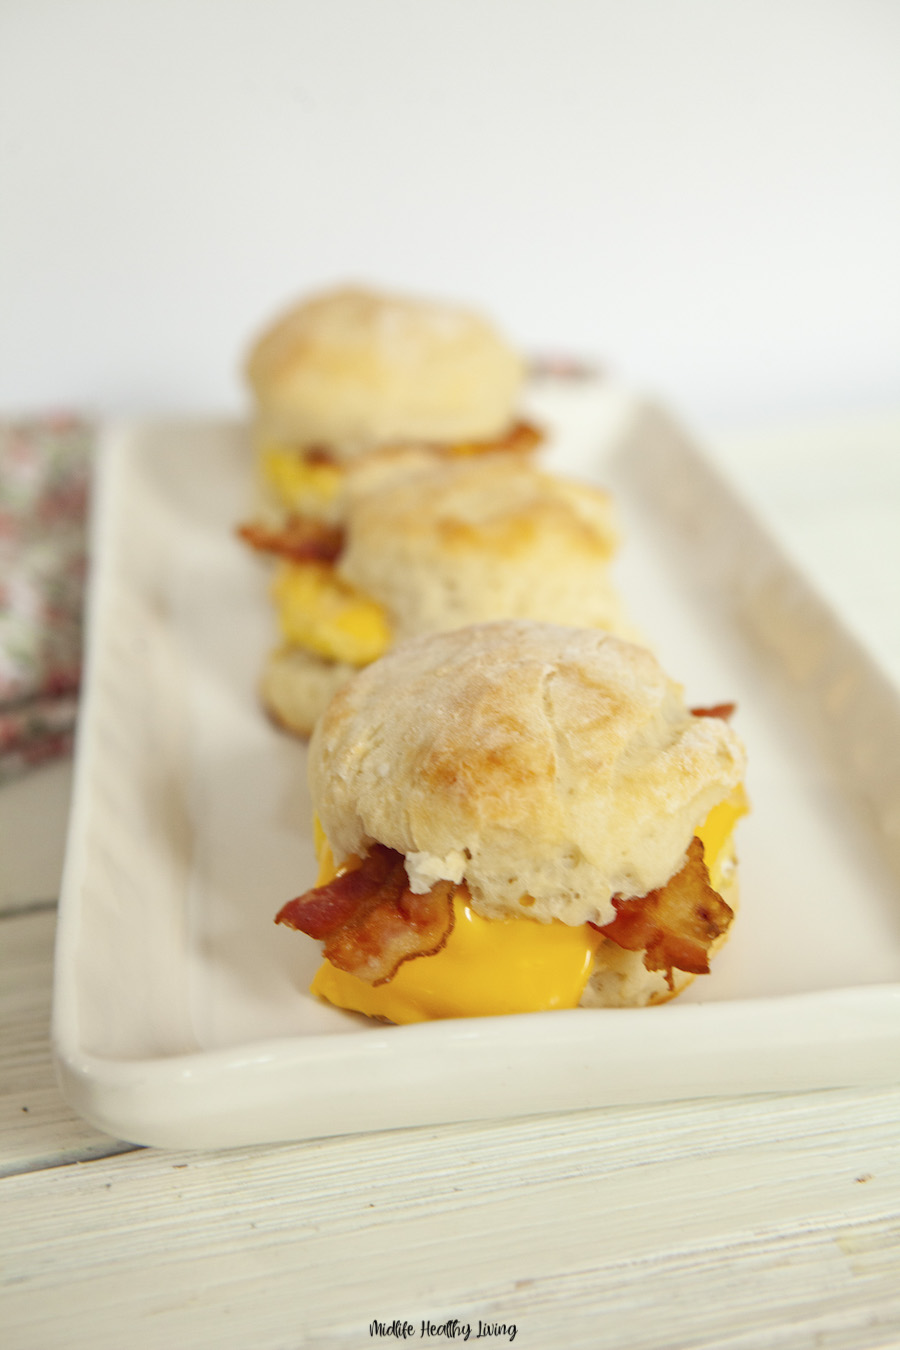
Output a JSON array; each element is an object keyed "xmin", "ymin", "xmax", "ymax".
[
  {"xmin": 272, "ymin": 561, "xmax": 391, "ymax": 667},
  {"xmin": 261, "ymin": 444, "xmax": 343, "ymax": 514}
]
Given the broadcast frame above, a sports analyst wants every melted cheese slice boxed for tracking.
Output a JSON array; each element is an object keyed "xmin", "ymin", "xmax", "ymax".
[
  {"xmin": 694, "ymin": 784, "xmax": 749, "ymax": 892},
  {"xmin": 308, "ymin": 789, "xmax": 748, "ymax": 1023},
  {"xmin": 261, "ymin": 444, "xmax": 343, "ymax": 513},
  {"xmin": 311, "ymin": 896, "xmax": 603, "ymax": 1022},
  {"xmin": 272, "ymin": 561, "xmax": 391, "ymax": 666}
]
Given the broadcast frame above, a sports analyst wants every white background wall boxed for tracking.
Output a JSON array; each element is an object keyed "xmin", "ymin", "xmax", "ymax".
[{"xmin": 1, "ymin": 0, "xmax": 898, "ymax": 435}]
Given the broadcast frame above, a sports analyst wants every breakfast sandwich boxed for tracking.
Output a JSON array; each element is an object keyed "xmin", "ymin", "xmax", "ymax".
[
  {"xmin": 276, "ymin": 621, "xmax": 748, "ymax": 1021},
  {"xmin": 244, "ymin": 284, "xmax": 541, "ymax": 524},
  {"xmin": 242, "ymin": 454, "xmax": 631, "ymax": 736}
]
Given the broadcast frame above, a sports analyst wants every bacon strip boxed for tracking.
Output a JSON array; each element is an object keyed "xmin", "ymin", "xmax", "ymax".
[
  {"xmin": 237, "ymin": 515, "xmax": 344, "ymax": 564},
  {"xmin": 447, "ymin": 419, "xmax": 544, "ymax": 458},
  {"xmin": 276, "ymin": 844, "xmax": 456, "ymax": 985},
  {"xmin": 300, "ymin": 445, "xmax": 338, "ymax": 465},
  {"xmin": 594, "ymin": 837, "xmax": 733, "ymax": 990},
  {"xmin": 690, "ymin": 702, "xmax": 736, "ymax": 720}
]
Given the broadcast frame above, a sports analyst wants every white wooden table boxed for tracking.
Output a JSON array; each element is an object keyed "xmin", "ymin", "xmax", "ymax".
[{"xmin": 3, "ymin": 414, "xmax": 900, "ymax": 1350}]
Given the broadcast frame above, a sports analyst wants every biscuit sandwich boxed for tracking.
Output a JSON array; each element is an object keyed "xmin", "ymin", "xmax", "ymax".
[
  {"xmin": 244, "ymin": 284, "xmax": 540, "ymax": 524},
  {"xmin": 244, "ymin": 453, "xmax": 630, "ymax": 737},
  {"xmin": 276, "ymin": 621, "xmax": 748, "ymax": 1021}
]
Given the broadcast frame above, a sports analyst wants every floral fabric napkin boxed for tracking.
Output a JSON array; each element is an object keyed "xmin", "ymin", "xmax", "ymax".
[{"xmin": 0, "ymin": 415, "xmax": 93, "ymax": 784}]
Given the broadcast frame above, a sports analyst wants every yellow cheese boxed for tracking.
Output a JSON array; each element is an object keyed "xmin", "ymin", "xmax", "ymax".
[
  {"xmin": 261, "ymin": 444, "xmax": 343, "ymax": 513},
  {"xmin": 272, "ymin": 561, "xmax": 391, "ymax": 666},
  {"xmin": 694, "ymin": 784, "xmax": 749, "ymax": 892},
  {"xmin": 307, "ymin": 789, "xmax": 747, "ymax": 1023},
  {"xmin": 311, "ymin": 894, "xmax": 603, "ymax": 1022},
  {"xmin": 313, "ymin": 816, "xmax": 334, "ymax": 883}
]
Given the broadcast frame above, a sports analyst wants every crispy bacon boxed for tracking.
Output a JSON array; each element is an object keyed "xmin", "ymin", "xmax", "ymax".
[
  {"xmin": 301, "ymin": 445, "xmax": 338, "ymax": 465},
  {"xmin": 237, "ymin": 515, "xmax": 344, "ymax": 564},
  {"xmin": 594, "ymin": 837, "xmax": 733, "ymax": 990},
  {"xmin": 276, "ymin": 844, "xmax": 456, "ymax": 985},
  {"xmin": 690, "ymin": 702, "xmax": 736, "ymax": 720},
  {"xmin": 447, "ymin": 419, "xmax": 544, "ymax": 458}
]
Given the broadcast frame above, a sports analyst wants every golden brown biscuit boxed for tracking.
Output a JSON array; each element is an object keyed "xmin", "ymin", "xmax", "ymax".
[
  {"xmin": 311, "ymin": 622, "xmax": 745, "ymax": 927},
  {"xmin": 246, "ymin": 284, "xmax": 526, "ymax": 457}
]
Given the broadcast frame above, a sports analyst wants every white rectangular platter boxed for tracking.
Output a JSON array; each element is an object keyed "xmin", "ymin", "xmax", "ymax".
[{"xmin": 53, "ymin": 382, "xmax": 900, "ymax": 1148}]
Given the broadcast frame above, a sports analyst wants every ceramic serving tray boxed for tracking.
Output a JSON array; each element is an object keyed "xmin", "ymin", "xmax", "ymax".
[{"xmin": 53, "ymin": 380, "xmax": 900, "ymax": 1148}]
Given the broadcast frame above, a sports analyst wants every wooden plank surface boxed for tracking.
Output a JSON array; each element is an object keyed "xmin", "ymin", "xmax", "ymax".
[
  {"xmin": 0, "ymin": 907, "xmax": 135, "ymax": 1174},
  {"xmin": 2, "ymin": 1084, "xmax": 900, "ymax": 1348},
  {"xmin": 4, "ymin": 896, "xmax": 900, "ymax": 1347}
]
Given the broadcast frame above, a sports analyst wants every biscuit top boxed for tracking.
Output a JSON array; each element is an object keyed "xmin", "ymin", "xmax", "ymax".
[
  {"xmin": 245, "ymin": 285, "xmax": 525, "ymax": 454},
  {"xmin": 309, "ymin": 622, "xmax": 746, "ymax": 926},
  {"xmin": 337, "ymin": 454, "xmax": 626, "ymax": 639}
]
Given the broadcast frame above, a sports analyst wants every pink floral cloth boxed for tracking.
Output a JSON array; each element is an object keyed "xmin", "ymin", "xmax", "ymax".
[{"xmin": 0, "ymin": 415, "xmax": 93, "ymax": 783}]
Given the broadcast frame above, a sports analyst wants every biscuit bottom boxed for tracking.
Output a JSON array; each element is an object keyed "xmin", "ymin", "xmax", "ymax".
[{"xmin": 261, "ymin": 647, "xmax": 355, "ymax": 739}]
